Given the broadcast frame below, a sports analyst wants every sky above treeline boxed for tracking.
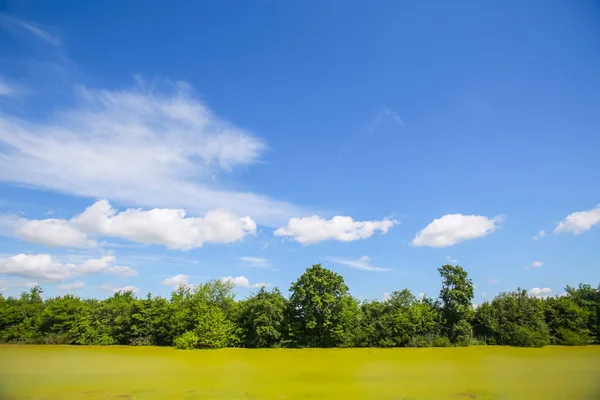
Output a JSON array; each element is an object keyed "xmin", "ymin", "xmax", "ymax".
[{"xmin": 0, "ymin": 1, "xmax": 599, "ymax": 303}]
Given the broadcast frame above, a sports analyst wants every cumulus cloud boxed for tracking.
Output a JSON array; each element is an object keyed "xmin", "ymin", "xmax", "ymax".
[
  {"xmin": 525, "ymin": 261, "xmax": 543, "ymax": 270},
  {"xmin": 57, "ymin": 281, "xmax": 85, "ymax": 291},
  {"xmin": 0, "ymin": 215, "xmax": 97, "ymax": 248},
  {"xmin": 532, "ymin": 230, "xmax": 546, "ymax": 241},
  {"xmin": 383, "ymin": 292, "xmax": 391, "ymax": 301},
  {"xmin": 327, "ymin": 256, "xmax": 393, "ymax": 272},
  {"xmin": 220, "ymin": 276, "xmax": 268, "ymax": 288},
  {"xmin": 162, "ymin": 274, "xmax": 189, "ymax": 287},
  {"xmin": 2, "ymin": 200, "xmax": 257, "ymax": 250},
  {"xmin": 411, "ymin": 214, "xmax": 504, "ymax": 248},
  {"xmin": 0, "ymin": 253, "xmax": 135, "ymax": 282},
  {"xmin": 101, "ymin": 284, "xmax": 139, "ymax": 294},
  {"xmin": 0, "ymin": 80, "xmax": 306, "ymax": 227},
  {"xmin": 238, "ymin": 256, "xmax": 275, "ymax": 270},
  {"xmin": 275, "ymin": 215, "xmax": 396, "ymax": 245},
  {"xmin": 71, "ymin": 200, "xmax": 257, "ymax": 250},
  {"xmin": 555, "ymin": 205, "xmax": 600, "ymax": 235},
  {"xmin": 529, "ymin": 287, "xmax": 552, "ymax": 298}
]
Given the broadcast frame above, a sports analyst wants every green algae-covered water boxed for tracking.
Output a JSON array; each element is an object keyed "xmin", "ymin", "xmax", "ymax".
[{"xmin": 1, "ymin": 345, "xmax": 599, "ymax": 399}]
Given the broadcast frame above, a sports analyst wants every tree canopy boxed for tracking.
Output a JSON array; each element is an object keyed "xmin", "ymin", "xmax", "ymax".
[{"xmin": 1, "ymin": 264, "xmax": 598, "ymax": 349}]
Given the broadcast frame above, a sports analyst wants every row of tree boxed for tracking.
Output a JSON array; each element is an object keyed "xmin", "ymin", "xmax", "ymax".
[{"xmin": 1, "ymin": 264, "xmax": 598, "ymax": 348}]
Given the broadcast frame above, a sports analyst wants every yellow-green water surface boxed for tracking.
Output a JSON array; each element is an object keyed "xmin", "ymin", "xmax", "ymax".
[{"xmin": 1, "ymin": 345, "xmax": 599, "ymax": 399}]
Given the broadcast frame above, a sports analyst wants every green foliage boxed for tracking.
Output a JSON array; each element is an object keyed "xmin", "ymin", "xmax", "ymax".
[
  {"xmin": 544, "ymin": 295, "xmax": 590, "ymax": 345},
  {"xmin": 438, "ymin": 265, "xmax": 474, "ymax": 344},
  {"xmin": 238, "ymin": 287, "xmax": 288, "ymax": 347},
  {"xmin": 473, "ymin": 289, "xmax": 550, "ymax": 347},
  {"xmin": 0, "ymin": 264, "xmax": 597, "ymax": 349},
  {"xmin": 564, "ymin": 284, "xmax": 600, "ymax": 343},
  {"xmin": 287, "ymin": 264, "xmax": 355, "ymax": 347},
  {"xmin": 174, "ymin": 331, "xmax": 199, "ymax": 349},
  {"xmin": 195, "ymin": 305, "xmax": 236, "ymax": 348}
]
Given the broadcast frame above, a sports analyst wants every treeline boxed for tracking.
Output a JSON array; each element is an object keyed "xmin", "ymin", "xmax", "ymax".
[{"xmin": 1, "ymin": 264, "xmax": 598, "ymax": 348}]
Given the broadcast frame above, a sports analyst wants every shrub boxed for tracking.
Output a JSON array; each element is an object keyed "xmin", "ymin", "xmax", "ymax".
[{"xmin": 174, "ymin": 331, "xmax": 199, "ymax": 350}]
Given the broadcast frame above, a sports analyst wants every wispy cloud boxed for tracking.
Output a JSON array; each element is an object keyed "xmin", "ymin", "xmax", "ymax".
[
  {"xmin": 368, "ymin": 106, "xmax": 405, "ymax": 134},
  {"xmin": 57, "ymin": 281, "xmax": 84, "ymax": 291},
  {"xmin": 0, "ymin": 76, "xmax": 18, "ymax": 96},
  {"xmin": 19, "ymin": 21, "xmax": 61, "ymax": 46},
  {"xmin": 0, "ymin": 14, "xmax": 61, "ymax": 46},
  {"xmin": 327, "ymin": 256, "xmax": 393, "ymax": 272},
  {"xmin": 532, "ymin": 230, "xmax": 546, "ymax": 241},
  {"xmin": 487, "ymin": 278, "xmax": 501, "ymax": 285},
  {"xmin": 0, "ymin": 79, "xmax": 308, "ymax": 227},
  {"xmin": 0, "ymin": 279, "xmax": 38, "ymax": 292},
  {"xmin": 238, "ymin": 256, "xmax": 277, "ymax": 270},
  {"xmin": 446, "ymin": 256, "xmax": 458, "ymax": 264}
]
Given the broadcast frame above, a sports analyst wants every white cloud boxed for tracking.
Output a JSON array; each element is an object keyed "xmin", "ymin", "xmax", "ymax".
[
  {"xmin": 275, "ymin": 215, "xmax": 396, "ymax": 245},
  {"xmin": 1, "ymin": 216, "xmax": 97, "ymax": 248},
  {"xmin": 555, "ymin": 205, "xmax": 600, "ymax": 235},
  {"xmin": 525, "ymin": 261, "xmax": 543, "ymax": 270},
  {"xmin": 529, "ymin": 287, "xmax": 552, "ymax": 298},
  {"xmin": 417, "ymin": 292, "xmax": 425, "ymax": 300},
  {"xmin": 0, "ymin": 253, "xmax": 135, "ymax": 282},
  {"xmin": 487, "ymin": 278, "xmax": 501, "ymax": 285},
  {"xmin": 532, "ymin": 230, "xmax": 546, "ymax": 241},
  {"xmin": 71, "ymin": 200, "xmax": 257, "ymax": 250},
  {"xmin": 411, "ymin": 214, "xmax": 504, "ymax": 248},
  {"xmin": 100, "ymin": 284, "xmax": 140, "ymax": 294},
  {"xmin": 368, "ymin": 107, "xmax": 405, "ymax": 134},
  {"xmin": 57, "ymin": 281, "xmax": 84, "ymax": 291},
  {"xmin": 327, "ymin": 256, "xmax": 393, "ymax": 272},
  {"xmin": 162, "ymin": 274, "xmax": 189, "ymax": 287},
  {"xmin": 19, "ymin": 21, "xmax": 61, "ymax": 46},
  {"xmin": 446, "ymin": 256, "xmax": 458, "ymax": 263},
  {"xmin": 2, "ymin": 200, "xmax": 257, "ymax": 250},
  {"xmin": 0, "ymin": 279, "xmax": 38, "ymax": 292},
  {"xmin": 220, "ymin": 276, "xmax": 268, "ymax": 288},
  {"xmin": 0, "ymin": 76, "xmax": 17, "ymax": 96},
  {"xmin": 383, "ymin": 292, "xmax": 391, "ymax": 301},
  {"xmin": 238, "ymin": 256, "xmax": 275, "ymax": 270},
  {"xmin": 0, "ymin": 80, "xmax": 306, "ymax": 227},
  {"xmin": 107, "ymin": 265, "xmax": 138, "ymax": 277}
]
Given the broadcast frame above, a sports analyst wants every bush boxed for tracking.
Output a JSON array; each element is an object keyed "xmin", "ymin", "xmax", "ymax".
[
  {"xmin": 431, "ymin": 336, "xmax": 452, "ymax": 347},
  {"xmin": 407, "ymin": 334, "xmax": 452, "ymax": 347},
  {"xmin": 553, "ymin": 328, "xmax": 589, "ymax": 346},
  {"xmin": 511, "ymin": 325, "xmax": 549, "ymax": 347},
  {"xmin": 452, "ymin": 320, "xmax": 473, "ymax": 346},
  {"xmin": 174, "ymin": 331, "xmax": 199, "ymax": 350}
]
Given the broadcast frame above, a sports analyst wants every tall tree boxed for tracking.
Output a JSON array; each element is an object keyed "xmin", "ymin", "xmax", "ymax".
[
  {"xmin": 288, "ymin": 264, "xmax": 354, "ymax": 347},
  {"xmin": 438, "ymin": 264, "xmax": 474, "ymax": 343},
  {"xmin": 565, "ymin": 284, "xmax": 600, "ymax": 343},
  {"xmin": 238, "ymin": 287, "xmax": 287, "ymax": 348}
]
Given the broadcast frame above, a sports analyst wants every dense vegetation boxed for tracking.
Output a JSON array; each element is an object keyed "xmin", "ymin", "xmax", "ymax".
[{"xmin": 1, "ymin": 264, "xmax": 598, "ymax": 349}]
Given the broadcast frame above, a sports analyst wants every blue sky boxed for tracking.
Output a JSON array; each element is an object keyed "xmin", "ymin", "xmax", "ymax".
[{"xmin": 0, "ymin": 1, "xmax": 599, "ymax": 302}]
